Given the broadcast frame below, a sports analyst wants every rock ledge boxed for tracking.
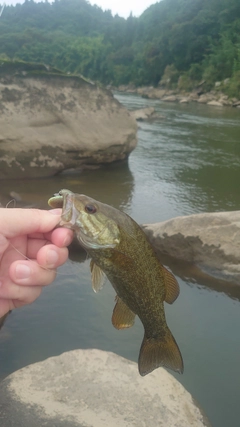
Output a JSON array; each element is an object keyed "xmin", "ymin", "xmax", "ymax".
[{"xmin": 143, "ymin": 210, "xmax": 240, "ymax": 283}]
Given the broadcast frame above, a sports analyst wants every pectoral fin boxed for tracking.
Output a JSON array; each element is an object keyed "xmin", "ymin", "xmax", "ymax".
[
  {"xmin": 162, "ymin": 266, "xmax": 180, "ymax": 304},
  {"xmin": 112, "ymin": 296, "xmax": 136, "ymax": 330},
  {"xmin": 90, "ymin": 260, "xmax": 106, "ymax": 293}
]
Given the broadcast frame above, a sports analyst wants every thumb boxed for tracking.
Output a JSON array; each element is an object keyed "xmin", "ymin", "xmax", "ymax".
[
  {"xmin": 0, "ymin": 209, "xmax": 62, "ymax": 239},
  {"xmin": 0, "ymin": 234, "xmax": 10, "ymax": 262}
]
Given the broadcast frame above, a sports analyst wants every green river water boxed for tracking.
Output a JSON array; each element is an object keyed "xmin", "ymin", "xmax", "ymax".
[{"xmin": 0, "ymin": 93, "xmax": 240, "ymax": 427}]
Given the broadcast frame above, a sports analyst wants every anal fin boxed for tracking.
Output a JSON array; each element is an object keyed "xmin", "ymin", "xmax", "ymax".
[
  {"xmin": 162, "ymin": 266, "xmax": 180, "ymax": 304},
  {"xmin": 112, "ymin": 296, "xmax": 136, "ymax": 330}
]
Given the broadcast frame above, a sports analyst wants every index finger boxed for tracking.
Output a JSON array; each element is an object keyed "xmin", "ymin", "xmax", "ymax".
[{"xmin": 0, "ymin": 208, "xmax": 62, "ymax": 239}]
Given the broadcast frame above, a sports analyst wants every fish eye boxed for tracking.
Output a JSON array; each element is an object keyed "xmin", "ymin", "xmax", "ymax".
[{"xmin": 85, "ymin": 204, "xmax": 97, "ymax": 214}]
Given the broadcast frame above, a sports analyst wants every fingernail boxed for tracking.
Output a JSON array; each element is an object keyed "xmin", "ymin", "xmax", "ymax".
[
  {"xmin": 15, "ymin": 264, "xmax": 31, "ymax": 280},
  {"xmin": 63, "ymin": 233, "xmax": 73, "ymax": 247},
  {"xmin": 47, "ymin": 249, "xmax": 59, "ymax": 267},
  {"xmin": 49, "ymin": 209, "xmax": 62, "ymax": 215}
]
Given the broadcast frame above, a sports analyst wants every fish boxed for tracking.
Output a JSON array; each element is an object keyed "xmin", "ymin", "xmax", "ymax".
[{"xmin": 48, "ymin": 189, "xmax": 184, "ymax": 376}]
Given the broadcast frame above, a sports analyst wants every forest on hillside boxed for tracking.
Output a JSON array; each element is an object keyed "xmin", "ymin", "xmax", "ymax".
[{"xmin": 0, "ymin": 0, "xmax": 240, "ymax": 96}]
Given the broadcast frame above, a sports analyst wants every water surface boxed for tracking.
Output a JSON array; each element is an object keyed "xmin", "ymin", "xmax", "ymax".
[{"xmin": 1, "ymin": 93, "xmax": 240, "ymax": 427}]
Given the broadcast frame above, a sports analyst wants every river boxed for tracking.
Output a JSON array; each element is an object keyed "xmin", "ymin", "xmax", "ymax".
[{"xmin": 0, "ymin": 93, "xmax": 240, "ymax": 427}]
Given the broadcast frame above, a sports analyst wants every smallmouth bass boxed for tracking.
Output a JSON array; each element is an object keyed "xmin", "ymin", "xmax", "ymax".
[{"xmin": 48, "ymin": 189, "xmax": 184, "ymax": 376}]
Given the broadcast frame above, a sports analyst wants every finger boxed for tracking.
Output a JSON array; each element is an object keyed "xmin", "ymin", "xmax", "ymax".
[
  {"xmin": 29, "ymin": 228, "xmax": 73, "ymax": 250},
  {"xmin": 1, "ymin": 209, "xmax": 62, "ymax": 239},
  {"xmin": 25, "ymin": 238, "xmax": 48, "ymax": 260},
  {"xmin": 0, "ymin": 236, "xmax": 27, "ymax": 278},
  {"xmin": 0, "ymin": 300, "xmax": 12, "ymax": 317},
  {"xmin": 25, "ymin": 237, "xmax": 71, "ymax": 261},
  {"xmin": 8, "ymin": 260, "xmax": 57, "ymax": 287},
  {"xmin": 48, "ymin": 227, "xmax": 74, "ymax": 247},
  {"xmin": 0, "ymin": 234, "xmax": 10, "ymax": 263},
  {"xmin": 23, "ymin": 229, "xmax": 73, "ymax": 259},
  {"xmin": 4, "ymin": 235, "xmax": 27, "ymax": 263},
  {"xmin": 37, "ymin": 245, "xmax": 69, "ymax": 269},
  {"xmin": 0, "ymin": 280, "xmax": 42, "ymax": 306},
  {"xmin": 12, "ymin": 288, "xmax": 43, "ymax": 309}
]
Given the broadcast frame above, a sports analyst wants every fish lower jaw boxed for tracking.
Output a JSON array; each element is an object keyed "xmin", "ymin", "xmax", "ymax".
[{"xmin": 80, "ymin": 235, "xmax": 117, "ymax": 249}]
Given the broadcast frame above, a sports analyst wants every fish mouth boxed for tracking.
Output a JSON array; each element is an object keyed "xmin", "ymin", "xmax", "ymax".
[{"xmin": 60, "ymin": 192, "xmax": 79, "ymax": 228}]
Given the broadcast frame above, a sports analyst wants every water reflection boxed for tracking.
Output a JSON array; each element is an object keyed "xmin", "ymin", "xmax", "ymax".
[
  {"xmin": 156, "ymin": 252, "xmax": 240, "ymax": 302},
  {"xmin": 118, "ymin": 93, "xmax": 240, "ymax": 218},
  {"xmin": 1, "ymin": 160, "xmax": 135, "ymax": 212}
]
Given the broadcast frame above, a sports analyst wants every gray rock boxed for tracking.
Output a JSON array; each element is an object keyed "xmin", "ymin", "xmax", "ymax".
[
  {"xmin": 198, "ymin": 95, "xmax": 210, "ymax": 104},
  {"xmin": 0, "ymin": 71, "xmax": 137, "ymax": 179},
  {"xmin": 179, "ymin": 97, "xmax": 190, "ymax": 103},
  {"xmin": 188, "ymin": 93, "xmax": 199, "ymax": 102},
  {"xmin": 218, "ymin": 96, "xmax": 231, "ymax": 106},
  {"xmin": 232, "ymin": 100, "xmax": 240, "ymax": 107},
  {"xmin": 0, "ymin": 349, "xmax": 210, "ymax": 427},
  {"xmin": 207, "ymin": 100, "xmax": 223, "ymax": 107},
  {"xmin": 162, "ymin": 95, "xmax": 178, "ymax": 102},
  {"xmin": 143, "ymin": 211, "xmax": 240, "ymax": 283},
  {"xmin": 136, "ymin": 86, "xmax": 153, "ymax": 95},
  {"xmin": 130, "ymin": 107, "xmax": 155, "ymax": 121},
  {"xmin": 146, "ymin": 89, "xmax": 167, "ymax": 99}
]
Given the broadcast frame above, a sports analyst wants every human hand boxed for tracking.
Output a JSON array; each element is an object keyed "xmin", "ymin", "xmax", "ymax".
[{"xmin": 0, "ymin": 208, "xmax": 73, "ymax": 317}]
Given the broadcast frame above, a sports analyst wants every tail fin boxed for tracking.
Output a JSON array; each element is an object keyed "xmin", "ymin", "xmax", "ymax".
[{"xmin": 138, "ymin": 328, "xmax": 184, "ymax": 376}]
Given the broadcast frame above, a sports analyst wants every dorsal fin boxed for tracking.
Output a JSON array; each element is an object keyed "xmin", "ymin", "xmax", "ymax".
[
  {"xmin": 112, "ymin": 296, "xmax": 136, "ymax": 329},
  {"xmin": 162, "ymin": 266, "xmax": 180, "ymax": 304},
  {"xmin": 90, "ymin": 260, "xmax": 106, "ymax": 293}
]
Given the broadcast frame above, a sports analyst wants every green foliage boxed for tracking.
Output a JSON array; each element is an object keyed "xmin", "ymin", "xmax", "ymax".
[
  {"xmin": 224, "ymin": 70, "xmax": 240, "ymax": 97},
  {"xmin": 159, "ymin": 64, "xmax": 180, "ymax": 88},
  {"xmin": 0, "ymin": 0, "xmax": 240, "ymax": 96},
  {"xmin": 203, "ymin": 33, "xmax": 240, "ymax": 80}
]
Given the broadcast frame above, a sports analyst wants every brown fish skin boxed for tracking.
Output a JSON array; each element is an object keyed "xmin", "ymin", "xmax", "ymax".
[{"xmin": 48, "ymin": 189, "xmax": 184, "ymax": 376}]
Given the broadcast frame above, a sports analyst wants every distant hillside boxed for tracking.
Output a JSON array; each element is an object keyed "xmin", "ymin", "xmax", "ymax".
[{"xmin": 0, "ymin": 0, "xmax": 240, "ymax": 95}]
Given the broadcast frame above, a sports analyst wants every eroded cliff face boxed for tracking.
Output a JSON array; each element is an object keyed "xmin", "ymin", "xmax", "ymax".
[{"xmin": 0, "ymin": 65, "xmax": 137, "ymax": 179}]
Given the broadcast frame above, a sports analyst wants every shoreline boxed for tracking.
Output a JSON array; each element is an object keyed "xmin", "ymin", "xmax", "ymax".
[{"xmin": 114, "ymin": 85, "xmax": 240, "ymax": 108}]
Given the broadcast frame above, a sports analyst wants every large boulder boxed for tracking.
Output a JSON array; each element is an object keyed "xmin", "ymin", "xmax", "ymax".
[
  {"xmin": 0, "ymin": 348, "xmax": 209, "ymax": 427},
  {"xmin": 143, "ymin": 211, "xmax": 240, "ymax": 283},
  {"xmin": 0, "ymin": 62, "xmax": 137, "ymax": 179}
]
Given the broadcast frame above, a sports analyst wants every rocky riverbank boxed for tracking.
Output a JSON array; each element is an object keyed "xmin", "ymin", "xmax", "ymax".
[{"xmin": 116, "ymin": 85, "xmax": 240, "ymax": 108}]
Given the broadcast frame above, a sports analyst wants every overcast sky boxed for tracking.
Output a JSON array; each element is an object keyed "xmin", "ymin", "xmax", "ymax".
[{"xmin": 2, "ymin": 0, "xmax": 158, "ymax": 18}]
